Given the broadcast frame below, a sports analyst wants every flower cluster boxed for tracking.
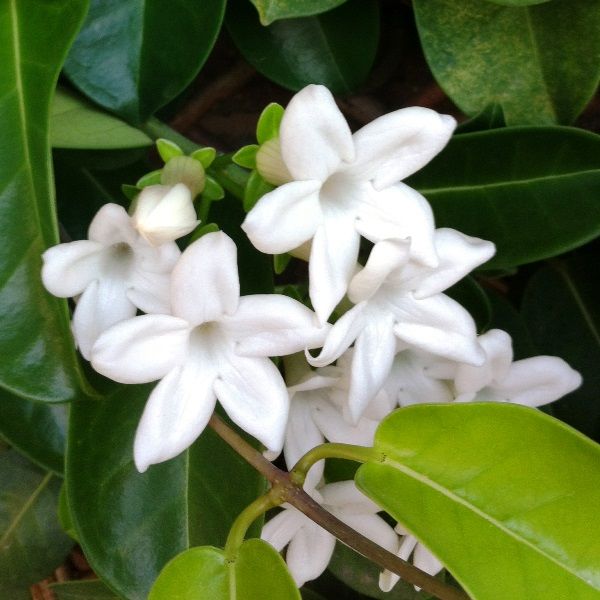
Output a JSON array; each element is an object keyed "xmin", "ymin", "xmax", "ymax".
[{"xmin": 42, "ymin": 84, "xmax": 581, "ymax": 591}]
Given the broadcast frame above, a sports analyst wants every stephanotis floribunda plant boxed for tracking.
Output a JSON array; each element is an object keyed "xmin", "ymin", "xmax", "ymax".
[{"xmin": 41, "ymin": 84, "xmax": 585, "ymax": 599}]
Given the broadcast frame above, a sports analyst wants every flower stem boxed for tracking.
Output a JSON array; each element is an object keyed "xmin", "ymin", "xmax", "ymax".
[{"xmin": 208, "ymin": 414, "xmax": 470, "ymax": 600}]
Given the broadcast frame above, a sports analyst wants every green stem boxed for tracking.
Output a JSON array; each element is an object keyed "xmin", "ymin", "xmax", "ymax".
[{"xmin": 290, "ymin": 442, "xmax": 379, "ymax": 486}]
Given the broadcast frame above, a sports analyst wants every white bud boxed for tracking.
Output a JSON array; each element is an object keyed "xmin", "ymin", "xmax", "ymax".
[
  {"xmin": 132, "ymin": 183, "xmax": 199, "ymax": 246},
  {"xmin": 255, "ymin": 137, "xmax": 293, "ymax": 186}
]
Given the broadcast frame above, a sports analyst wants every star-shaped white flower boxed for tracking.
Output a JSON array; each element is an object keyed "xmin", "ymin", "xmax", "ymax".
[
  {"xmin": 262, "ymin": 480, "xmax": 398, "ymax": 588},
  {"xmin": 90, "ymin": 231, "xmax": 328, "ymax": 472},
  {"xmin": 41, "ymin": 203, "xmax": 180, "ymax": 359},
  {"xmin": 242, "ymin": 84, "xmax": 456, "ymax": 323},
  {"xmin": 308, "ymin": 229, "xmax": 494, "ymax": 422}
]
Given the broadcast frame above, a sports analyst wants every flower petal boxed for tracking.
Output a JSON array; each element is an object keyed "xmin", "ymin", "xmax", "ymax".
[
  {"xmin": 133, "ymin": 361, "xmax": 218, "ymax": 472},
  {"xmin": 340, "ymin": 513, "xmax": 399, "ymax": 555},
  {"xmin": 88, "ymin": 203, "xmax": 138, "ymax": 246},
  {"xmin": 242, "ymin": 180, "xmax": 322, "ymax": 254},
  {"xmin": 322, "ymin": 481, "xmax": 382, "ymax": 514},
  {"xmin": 309, "ymin": 217, "xmax": 361, "ymax": 324},
  {"xmin": 225, "ymin": 294, "xmax": 328, "ymax": 356},
  {"xmin": 215, "ymin": 354, "xmax": 289, "ymax": 452},
  {"xmin": 414, "ymin": 543, "xmax": 444, "ymax": 576},
  {"xmin": 350, "ymin": 107, "xmax": 455, "ymax": 189},
  {"xmin": 170, "ymin": 231, "xmax": 239, "ymax": 325},
  {"xmin": 91, "ymin": 314, "xmax": 190, "ymax": 383},
  {"xmin": 280, "ymin": 84, "xmax": 354, "ymax": 181},
  {"xmin": 72, "ymin": 279, "xmax": 136, "ymax": 360},
  {"xmin": 261, "ymin": 508, "xmax": 306, "ymax": 552},
  {"xmin": 41, "ymin": 240, "xmax": 105, "ymax": 297}
]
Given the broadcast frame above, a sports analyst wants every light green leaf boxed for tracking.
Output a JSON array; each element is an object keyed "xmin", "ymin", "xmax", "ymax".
[
  {"xmin": 148, "ymin": 539, "xmax": 301, "ymax": 599},
  {"xmin": 49, "ymin": 579, "xmax": 120, "ymax": 600},
  {"xmin": 356, "ymin": 403, "xmax": 600, "ymax": 600},
  {"xmin": 227, "ymin": 0, "xmax": 379, "ymax": 94},
  {"xmin": 51, "ymin": 88, "xmax": 152, "ymax": 149},
  {"xmin": 250, "ymin": 0, "xmax": 347, "ymax": 25},
  {"xmin": 414, "ymin": 0, "xmax": 600, "ymax": 124},
  {"xmin": 67, "ymin": 385, "xmax": 266, "ymax": 600},
  {"xmin": 0, "ymin": 449, "xmax": 72, "ymax": 599},
  {"xmin": 0, "ymin": 0, "xmax": 92, "ymax": 402},
  {"xmin": 407, "ymin": 127, "xmax": 600, "ymax": 270}
]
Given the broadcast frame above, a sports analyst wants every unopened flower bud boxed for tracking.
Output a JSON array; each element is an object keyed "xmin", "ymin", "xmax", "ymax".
[
  {"xmin": 161, "ymin": 156, "xmax": 206, "ymax": 197},
  {"xmin": 132, "ymin": 184, "xmax": 199, "ymax": 245},
  {"xmin": 255, "ymin": 137, "xmax": 292, "ymax": 186}
]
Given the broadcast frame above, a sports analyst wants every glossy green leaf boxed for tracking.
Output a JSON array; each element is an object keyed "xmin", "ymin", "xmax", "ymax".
[
  {"xmin": 64, "ymin": 0, "xmax": 226, "ymax": 123},
  {"xmin": 522, "ymin": 255, "xmax": 600, "ymax": 441},
  {"xmin": 49, "ymin": 579, "xmax": 120, "ymax": 600},
  {"xmin": 67, "ymin": 385, "xmax": 266, "ymax": 600},
  {"xmin": 0, "ymin": 449, "xmax": 72, "ymax": 599},
  {"xmin": 0, "ymin": 390, "xmax": 67, "ymax": 474},
  {"xmin": 149, "ymin": 539, "xmax": 301, "ymax": 600},
  {"xmin": 408, "ymin": 127, "xmax": 600, "ymax": 270},
  {"xmin": 58, "ymin": 485, "xmax": 78, "ymax": 541},
  {"xmin": 357, "ymin": 403, "xmax": 600, "ymax": 600},
  {"xmin": 483, "ymin": 0, "xmax": 552, "ymax": 5},
  {"xmin": 0, "ymin": 0, "xmax": 92, "ymax": 403},
  {"xmin": 227, "ymin": 0, "xmax": 379, "ymax": 94},
  {"xmin": 455, "ymin": 104, "xmax": 505, "ymax": 134},
  {"xmin": 51, "ymin": 88, "xmax": 152, "ymax": 149},
  {"xmin": 250, "ymin": 0, "xmax": 347, "ymax": 25},
  {"xmin": 414, "ymin": 0, "xmax": 600, "ymax": 125}
]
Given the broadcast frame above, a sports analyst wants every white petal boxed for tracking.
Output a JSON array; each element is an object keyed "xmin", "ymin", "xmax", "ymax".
[
  {"xmin": 215, "ymin": 354, "xmax": 289, "ymax": 452},
  {"xmin": 91, "ymin": 314, "xmax": 190, "ymax": 383},
  {"xmin": 391, "ymin": 294, "xmax": 485, "ymax": 365},
  {"xmin": 88, "ymin": 203, "xmax": 138, "ymax": 246},
  {"xmin": 322, "ymin": 481, "xmax": 382, "ymax": 514},
  {"xmin": 307, "ymin": 302, "xmax": 366, "ymax": 367},
  {"xmin": 491, "ymin": 356, "xmax": 582, "ymax": 407},
  {"xmin": 170, "ymin": 232, "xmax": 239, "ymax": 325},
  {"xmin": 311, "ymin": 397, "xmax": 377, "ymax": 447},
  {"xmin": 348, "ymin": 317, "xmax": 398, "ymax": 423},
  {"xmin": 126, "ymin": 271, "xmax": 172, "ymax": 314},
  {"xmin": 410, "ymin": 229, "xmax": 496, "ymax": 299},
  {"xmin": 350, "ymin": 107, "xmax": 455, "ymax": 189},
  {"xmin": 41, "ymin": 240, "xmax": 105, "ymax": 297},
  {"xmin": 414, "ymin": 543, "xmax": 444, "ymax": 576},
  {"xmin": 242, "ymin": 180, "xmax": 322, "ymax": 254},
  {"xmin": 280, "ymin": 85, "xmax": 354, "ymax": 181},
  {"xmin": 261, "ymin": 508, "xmax": 306, "ymax": 552},
  {"xmin": 339, "ymin": 513, "xmax": 399, "ymax": 557},
  {"xmin": 348, "ymin": 239, "xmax": 410, "ymax": 304},
  {"xmin": 309, "ymin": 217, "xmax": 361, "ymax": 323},
  {"xmin": 380, "ymin": 535, "xmax": 418, "ymax": 592},
  {"xmin": 133, "ymin": 361, "xmax": 218, "ymax": 472},
  {"xmin": 225, "ymin": 295, "xmax": 328, "ymax": 356},
  {"xmin": 356, "ymin": 184, "xmax": 438, "ymax": 268},
  {"xmin": 72, "ymin": 279, "xmax": 136, "ymax": 360},
  {"xmin": 285, "ymin": 519, "xmax": 336, "ymax": 587}
]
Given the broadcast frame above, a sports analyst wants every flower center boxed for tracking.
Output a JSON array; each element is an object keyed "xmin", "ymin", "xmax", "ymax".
[
  {"xmin": 319, "ymin": 172, "xmax": 360, "ymax": 216},
  {"xmin": 103, "ymin": 242, "xmax": 134, "ymax": 278}
]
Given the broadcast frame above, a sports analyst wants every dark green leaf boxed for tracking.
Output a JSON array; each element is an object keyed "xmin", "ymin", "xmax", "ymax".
[
  {"xmin": 0, "ymin": 390, "xmax": 67, "ymax": 474},
  {"xmin": 0, "ymin": 0, "xmax": 92, "ymax": 402},
  {"xmin": 455, "ymin": 104, "xmax": 505, "ymax": 134},
  {"xmin": 0, "ymin": 449, "xmax": 72, "ymax": 599},
  {"xmin": 148, "ymin": 539, "xmax": 300, "ymax": 599},
  {"xmin": 49, "ymin": 579, "xmax": 120, "ymax": 600},
  {"xmin": 445, "ymin": 277, "xmax": 492, "ymax": 332},
  {"xmin": 414, "ymin": 0, "xmax": 600, "ymax": 125},
  {"xmin": 250, "ymin": 0, "xmax": 348, "ymax": 25},
  {"xmin": 58, "ymin": 485, "xmax": 78, "ymax": 541},
  {"xmin": 64, "ymin": 0, "xmax": 226, "ymax": 123},
  {"xmin": 227, "ymin": 0, "xmax": 379, "ymax": 94},
  {"xmin": 67, "ymin": 385, "xmax": 266, "ymax": 600},
  {"xmin": 522, "ymin": 255, "xmax": 600, "ymax": 441},
  {"xmin": 51, "ymin": 88, "xmax": 152, "ymax": 149},
  {"xmin": 483, "ymin": 0, "xmax": 552, "ymax": 5},
  {"xmin": 357, "ymin": 404, "xmax": 600, "ymax": 599},
  {"xmin": 408, "ymin": 127, "xmax": 600, "ymax": 269}
]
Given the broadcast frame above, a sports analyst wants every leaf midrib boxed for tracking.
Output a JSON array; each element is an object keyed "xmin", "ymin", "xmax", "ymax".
[{"xmin": 380, "ymin": 454, "xmax": 597, "ymax": 589}]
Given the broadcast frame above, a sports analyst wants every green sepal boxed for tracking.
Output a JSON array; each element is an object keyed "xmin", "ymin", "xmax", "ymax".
[
  {"xmin": 203, "ymin": 176, "xmax": 225, "ymax": 201},
  {"xmin": 243, "ymin": 171, "xmax": 275, "ymax": 212},
  {"xmin": 191, "ymin": 147, "xmax": 217, "ymax": 168},
  {"xmin": 275, "ymin": 284, "xmax": 306, "ymax": 303},
  {"xmin": 256, "ymin": 103, "xmax": 285, "ymax": 144},
  {"xmin": 232, "ymin": 145, "xmax": 259, "ymax": 169},
  {"xmin": 156, "ymin": 138, "xmax": 184, "ymax": 162},
  {"xmin": 121, "ymin": 184, "xmax": 140, "ymax": 201},
  {"xmin": 136, "ymin": 169, "xmax": 162, "ymax": 188},
  {"xmin": 190, "ymin": 223, "xmax": 221, "ymax": 242},
  {"xmin": 274, "ymin": 253, "xmax": 292, "ymax": 275}
]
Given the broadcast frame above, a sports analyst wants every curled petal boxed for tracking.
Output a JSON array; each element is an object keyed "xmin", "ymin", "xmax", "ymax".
[
  {"xmin": 261, "ymin": 508, "xmax": 306, "ymax": 552},
  {"xmin": 215, "ymin": 354, "xmax": 289, "ymax": 453},
  {"xmin": 281, "ymin": 84, "xmax": 354, "ymax": 181},
  {"xmin": 242, "ymin": 180, "xmax": 322, "ymax": 254},
  {"xmin": 133, "ymin": 361, "xmax": 218, "ymax": 472},
  {"xmin": 88, "ymin": 203, "xmax": 138, "ymax": 246},
  {"xmin": 171, "ymin": 231, "xmax": 240, "ymax": 325},
  {"xmin": 350, "ymin": 107, "xmax": 455, "ymax": 189},
  {"xmin": 91, "ymin": 314, "xmax": 190, "ymax": 383}
]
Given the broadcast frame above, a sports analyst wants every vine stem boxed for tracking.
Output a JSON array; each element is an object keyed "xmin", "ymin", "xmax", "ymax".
[{"xmin": 208, "ymin": 414, "xmax": 470, "ymax": 600}]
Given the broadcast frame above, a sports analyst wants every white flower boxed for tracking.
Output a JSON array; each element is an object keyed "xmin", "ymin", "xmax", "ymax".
[
  {"xmin": 452, "ymin": 329, "xmax": 582, "ymax": 406},
  {"xmin": 262, "ymin": 481, "xmax": 398, "ymax": 588},
  {"xmin": 242, "ymin": 84, "xmax": 456, "ymax": 323},
  {"xmin": 308, "ymin": 229, "xmax": 494, "ymax": 422},
  {"xmin": 41, "ymin": 203, "xmax": 180, "ymax": 359},
  {"xmin": 132, "ymin": 183, "xmax": 199, "ymax": 245},
  {"xmin": 90, "ymin": 232, "xmax": 328, "ymax": 472}
]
